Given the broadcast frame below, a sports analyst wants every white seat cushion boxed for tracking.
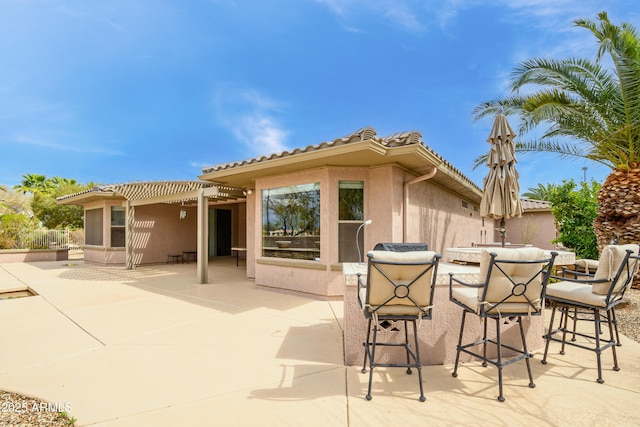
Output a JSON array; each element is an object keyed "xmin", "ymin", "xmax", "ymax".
[
  {"xmin": 592, "ymin": 244, "xmax": 639, "ymax": 295},
  {"xmin": 452, "ymin": 286, "xmax": 543, "ymax": 314},
  {"xmin": 547, "ymin": 281, "xmax": 607, "ymax": 307},
  {"xmin": 575, "ymin": 258, "xmax": 599, "ymax": 273}
]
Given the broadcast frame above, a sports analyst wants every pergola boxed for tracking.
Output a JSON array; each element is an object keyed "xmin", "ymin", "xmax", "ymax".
[{"xmin": 60, "ymin": 181, "xmax": 246, "ymax": 283}]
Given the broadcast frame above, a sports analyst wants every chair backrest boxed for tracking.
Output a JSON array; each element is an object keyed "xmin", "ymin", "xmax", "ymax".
[
  {"xmin": 373, "ymin": 242, "xmax": 428, "ymax": 252},
  {"xmin": 363, "ymin": 250, "xmax": 439, "ymax": 318},
  {"xmin": 478, "ymin": 247, "xmax": 556, "ymax": 315},
  {"xmin": 592, "ymin": 244, "xmax": 640, "ymax": 296}
]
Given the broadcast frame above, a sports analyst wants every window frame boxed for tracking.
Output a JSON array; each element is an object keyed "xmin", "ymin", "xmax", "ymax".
[
  {"xmin": 261, "ymin": 182, "xmax": 321, "ymax": 260},
  {"xmin": 110, "ymin": 206, "xmax": 126, "ymax": 248},
  {"xmin": 338, "ymin": 181, "xmax": 365, "ymax": 263}
]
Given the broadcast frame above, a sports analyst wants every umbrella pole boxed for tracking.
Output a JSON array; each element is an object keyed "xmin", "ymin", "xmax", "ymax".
[{"xmin": 500, "ymin": 218, "xmax": 506, "ymax": 248}]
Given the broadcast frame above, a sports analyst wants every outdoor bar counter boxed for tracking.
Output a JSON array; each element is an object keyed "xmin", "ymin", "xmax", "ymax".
[{"xmin": 342, "ymin": 249, "xmax": 575, "ymax": 366}]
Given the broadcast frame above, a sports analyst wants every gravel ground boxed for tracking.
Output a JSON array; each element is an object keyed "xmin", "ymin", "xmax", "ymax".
[
  {"xmin": 2, "ymin": 289, "xmax": 639, "ymax": 427},
  {"xmin": 0, "ymin": 391, "xmax": 74, "ymax": 426},
  {"xmin": 616, "ymin": 288, "xmax": 640, "ymax": 343}
]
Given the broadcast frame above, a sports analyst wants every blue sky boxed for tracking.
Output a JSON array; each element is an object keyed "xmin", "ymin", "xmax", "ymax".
[{"xmin": 1, "ymin": 0, "xmax": 637, "ymax": 194}]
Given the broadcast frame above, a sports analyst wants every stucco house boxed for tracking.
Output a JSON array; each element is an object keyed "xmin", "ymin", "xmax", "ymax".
[
  {"xmin": 503, "ymin": 198, "xmax": 557, "ymax": 249},
  {"xmin": 58, "ymin": 127, "xmax": 494, "ymax": 297}
]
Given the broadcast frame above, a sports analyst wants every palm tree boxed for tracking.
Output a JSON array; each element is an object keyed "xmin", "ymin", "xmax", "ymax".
[
  {"xmin": 51, "ymin": 176, "xmax": 78, "ymax": 187},
  {"xmin": 13, "ymin": 174, "xmax": 53, "ymax": 194},
  {"xmin": 0, "ymin": 184, "xmax": 7, "ymax": 213},
  {"xmin": 473, "ymin": 11, "xmax": 640, "ymax": 252},
  {"xmin": 522, "ymin": 183, "xmax": 557, "ymax": 201}
]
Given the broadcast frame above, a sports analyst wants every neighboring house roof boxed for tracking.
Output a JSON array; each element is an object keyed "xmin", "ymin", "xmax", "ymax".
[
  {"xmin": 199, "ymin": 126, "xmax": 482, "ymax": 202},
  {"xmin": 57, "ymin": 181, "xmax": 245, "ymax": 206},
  {"xmin": 520, "ymin": 198, "xmax": 552, "ymax": 212}
]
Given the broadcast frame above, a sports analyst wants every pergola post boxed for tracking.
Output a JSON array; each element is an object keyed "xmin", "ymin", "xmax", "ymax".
[
  {"xmin": 125, "ymin": 200, "xmax": 135, "ymax": 270},
  {"xmin": 197, "ymin": 188, "xmax": 209, "ymax": 284}
]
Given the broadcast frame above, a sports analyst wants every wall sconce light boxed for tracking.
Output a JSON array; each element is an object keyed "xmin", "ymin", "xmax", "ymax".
[
  {"xmin": 356, "ymin": 219, "xmax": 372, "ymax": 265},
  {"xmin": 179, "ymin": 202, "xmax": 186, "ymax": 220}
]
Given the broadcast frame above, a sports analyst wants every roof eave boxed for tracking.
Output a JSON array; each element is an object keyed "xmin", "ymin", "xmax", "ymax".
[
  {"xmin": 198, "ymin": 139, "xmax": 389, "ymax": 186},
  {"xmin": 57, "ymin": 190, "xmax": 120, "ymax": 206}
]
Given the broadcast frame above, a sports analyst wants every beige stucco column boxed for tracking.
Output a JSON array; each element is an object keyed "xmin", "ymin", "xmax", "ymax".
[
  {"xmin": 197, "ymin": 188, "xmax": 209, "ymax": 284},
  {"xmin": 125, "ymin": 200, "xmax": 135, "ymax": 270}
]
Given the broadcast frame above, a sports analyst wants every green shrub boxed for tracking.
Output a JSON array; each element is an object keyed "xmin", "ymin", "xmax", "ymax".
[
  {"xmin": 0, "ymin": 213, "xmax": 39, "ymax": 249},
  {"xmin": 549, "ymin": 179, "xmax": 600, "ymax": 259}
]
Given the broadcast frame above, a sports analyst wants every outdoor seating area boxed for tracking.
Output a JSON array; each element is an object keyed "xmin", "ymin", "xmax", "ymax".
[
  {"xmin": 5, "ymin": 4, "xmax": 640, "ymax": 426},
  {"xmin": 449, "ymin": 247, "xmax": 556, "ymax": 402},
  {"xmin": 542, "ymin": 244, "xmax": 640, "ymax": 383},
  {"xmin": 166, "ymin": 254, "xmax": 183, "ymax": 264},
  {"xmin": 2, "ymin": 257, "xmax": 640, "ymax": 425}
]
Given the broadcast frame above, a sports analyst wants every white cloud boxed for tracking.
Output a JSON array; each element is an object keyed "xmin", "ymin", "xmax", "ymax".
[
  {"xmin": 104, "ymin": 17, "xmax": 125, "ymax": 32},
  {"xmin": 240, "ymin": 116, "xmax": 289, "ymax": 154},
  {"xmin": 212, "ymin": 86, "xmax": 289, "ymax": 155},
  {"xmin": 315, "ymin": 0, "xmax": 424, "ymax": 32},
  {"xmin": 315, "ymin": 0, "xmax": 347, "ymax": 16},
  {"xmin": 14, "ymin": 133, "xmax": 123, "ymax": 155}
]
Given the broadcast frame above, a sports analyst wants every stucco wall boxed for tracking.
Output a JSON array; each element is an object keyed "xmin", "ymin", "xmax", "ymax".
[
  {"xmin": 84, "ymin": 246, "xmax": 125, "ymax": 265},
  {"xmin": 366, "ymin": 166, "xmax": 404, "ymax": 248},
  {"xmin": 504, "ymin": 211, "xmax": 557, "ymax": 250},
  {"xmin": 132, "ymin": 204, "xmax": 198, "ymax": 264},
  {"xmin": 83, "ymin": 201, "xmax": 198, "ymax": 265},
  {"xmin": 0, "ymin": 249, "xmax": 68, "ymax": 263},
  {"xmin": 250, "ymin": 165, "xmax": 484, "ymax": 297},
  {"xmin": 246, "ymin": 193, "xmax": 256, "ymax": 279},
  {"xmin": 404, "ymin": 171, "xmax": 485, "ymax": 254},
  {"xmin": 83, "ymin": 199, "xmax": 246, "ymax": 267}
]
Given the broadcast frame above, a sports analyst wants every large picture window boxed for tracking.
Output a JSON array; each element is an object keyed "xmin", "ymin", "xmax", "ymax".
[
  {"xmin": 262, "ymin": 183, "xmax": 320, "ymax": 260},
  {"xmin": 338, "ymin": 181, "xmax": 364, "ymax": 262}
]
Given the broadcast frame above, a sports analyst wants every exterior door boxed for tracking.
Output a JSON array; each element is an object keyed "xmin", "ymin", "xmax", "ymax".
[{"xmin": 209, "ymin": 208, "xmax": 232, "ymax": 257}]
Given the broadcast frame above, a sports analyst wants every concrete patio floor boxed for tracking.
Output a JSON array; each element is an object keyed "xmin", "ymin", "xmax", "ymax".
[{"xmin": 1, "ymin": 258, "xmax": 640, "ymax": 426}]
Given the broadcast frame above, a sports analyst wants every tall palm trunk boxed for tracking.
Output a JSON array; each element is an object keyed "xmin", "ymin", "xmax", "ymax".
[{"xmin": 594, "ymin": 164, "xmax": 640, "ymax": 288}]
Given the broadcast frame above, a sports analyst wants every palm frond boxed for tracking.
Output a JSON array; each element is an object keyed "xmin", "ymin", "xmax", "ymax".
[{"xmin": 473, "ymin": 12, "xmax": 640, "ymax": 170}]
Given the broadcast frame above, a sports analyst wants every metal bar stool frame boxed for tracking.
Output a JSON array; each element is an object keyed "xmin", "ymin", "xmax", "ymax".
[
  {"xmin": 449, "ymin": 249, "xmax": 557, "ymax": 402},
  {"xmin": 357, "ymin": 249, "xmax": 440, "ymax": 402}
]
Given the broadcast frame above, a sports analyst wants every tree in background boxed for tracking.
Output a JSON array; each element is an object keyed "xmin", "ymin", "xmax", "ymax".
[
  {"xmin": 473, "ymin": 12, "xmax": 640, "ymax": 252},
  {"xmin": 9, "ymin": 174, "xmax": 91, "ymax": 230},
  {"xmin": 549, "ymin": 179, "xmax": 600, "ymax": 259},
  {"xmin": 1, "ymin": 185, "xmax": 35, "ymax": 248},
  {"xmin": 522, "ymin": 183, "xmax": 557, "ymax": 201},
  {"xmin": 0, "ymin": 188, "xmax": 33, "ymax": 216},
  {"xmin": 13, "ymin": 173, "xmax": 54, "ymax": 194},
  {"xmin": 0, "ymin": 213, "xmax": 39, "ymax": 249},
  {"xmin": 32, "ymin": 183, "xmax": 87, "ymax": 229},
  {"xmin": 0, "ymin": 184, "xmax": 7, "ymax": 212}
]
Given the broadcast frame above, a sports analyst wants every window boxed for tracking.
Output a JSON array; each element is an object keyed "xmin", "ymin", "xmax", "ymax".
[
  {"xmin": 262, "ymin": 183, "xmax": 320, "ymax": 260},
  {"xmin": 85, "ymin": 208, "xmax": 103, "ymax": 246},
  {"xmin": 110, "ymin": 206, "xmax": 126, "ymax": 248},
  {"xmin": 338, "ymin": 181, "xmax": 364, "ymax": 262}
]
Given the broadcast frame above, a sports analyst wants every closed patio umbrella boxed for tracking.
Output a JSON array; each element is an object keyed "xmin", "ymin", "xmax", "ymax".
[{"xmin": 479, "ymin": 114, "xmax": 523, "ymax": 247}]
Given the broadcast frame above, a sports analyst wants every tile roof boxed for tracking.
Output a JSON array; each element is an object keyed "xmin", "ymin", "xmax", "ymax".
[
  {"xmin": 201, "ymin": 127, "xmax": 478, "ymax": 192},
  {"xmin": 520, "ymin": 198, "xmax": 552, "ymax": 211}
]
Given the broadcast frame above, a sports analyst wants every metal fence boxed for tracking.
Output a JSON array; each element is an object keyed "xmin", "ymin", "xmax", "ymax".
[{"xmin": 28, "ymin": 229, "xmax": 71, "ymax": 249}]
